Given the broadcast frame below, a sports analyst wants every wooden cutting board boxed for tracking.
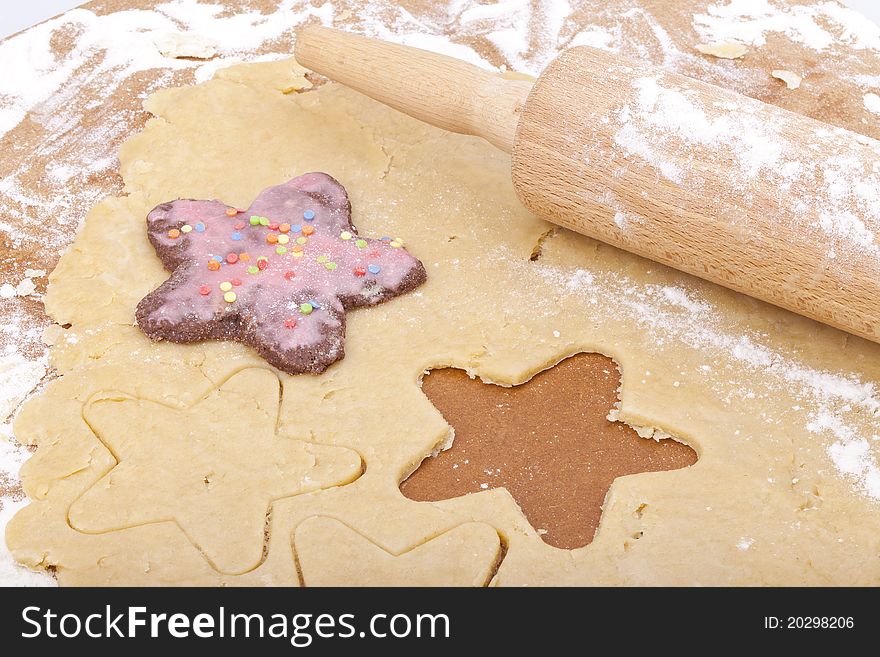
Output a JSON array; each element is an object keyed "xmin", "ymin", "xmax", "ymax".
[{"xmin": 2, "ymin": 0, "xmax": 880, "ymax": 552}]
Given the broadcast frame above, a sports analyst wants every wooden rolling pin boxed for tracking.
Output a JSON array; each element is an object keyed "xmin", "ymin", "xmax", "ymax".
[{"xmin": 295, "ymin": 27, "xmax": 880, "ymax": 344}]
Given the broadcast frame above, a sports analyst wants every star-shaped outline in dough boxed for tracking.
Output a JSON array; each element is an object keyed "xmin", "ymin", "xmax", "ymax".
[
  {"xmin": 294, "ymin": 517, "xmax": 502, "ymax": 586},
  {"xmin": 136, "ymin": 173, "xmax": 427, "ymax": 374},
  {"xmin": 69, "ymin": 368, "xmax": 363, "ymax": 575}
]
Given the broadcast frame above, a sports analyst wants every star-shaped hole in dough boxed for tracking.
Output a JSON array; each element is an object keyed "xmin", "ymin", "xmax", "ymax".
[
  {"xmin": 136, "ymin": 173, "xmax": 427, "ymax": 374},
  {"xmin": 70, "ymin": 368, "xmax": 363, "ymax": 575},
  {"xmin": 401, "ymin": 353, "xmax": 697, "ymax": 549}
]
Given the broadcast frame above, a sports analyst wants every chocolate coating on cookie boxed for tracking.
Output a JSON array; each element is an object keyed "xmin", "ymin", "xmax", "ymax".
[{"xmin": 136, "ymin": 173, "xmax": 427, "ymax": 374}]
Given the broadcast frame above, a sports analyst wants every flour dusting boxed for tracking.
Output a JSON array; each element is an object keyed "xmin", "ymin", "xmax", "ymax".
[
  {"xmin": 521, "ymin": 250, "xmax": 880, "ymax": 502},
  {"xmin": 3, "ymin": 0, "xmax": 880, "ymax": 584},
  {"xmin": 0, "ymin": 0, "xmax": 336, "ymax": 138},
  {"xmin": 809, "ymin": 411, "xmax": 880, "ymax": 499},
  {"xmin": 612, "ymin": 73, "xmax": 880, "ymax": 260},
  {"xmin": 693, "ymin": 0, "xmax": 880, "ymax": 52},
  {"xmin": 737, "ymin": 537, "xmax": 755, "ymax": 550},
  {"xmin": 0, "ymin": 350, "xmax": 46, "ymax": 423}
]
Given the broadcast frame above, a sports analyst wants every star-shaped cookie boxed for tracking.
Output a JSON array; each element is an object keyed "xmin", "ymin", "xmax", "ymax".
[
  {"xmin": 136, "ymin": 173, "xmax": 427, "ymax": 374},
  {"xmin": 69, "ymin": 368, "xmax": 363, "ymax": 574}
]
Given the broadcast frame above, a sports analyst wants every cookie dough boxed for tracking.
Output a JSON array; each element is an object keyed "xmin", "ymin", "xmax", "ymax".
[
  {"xmin": 295, "ymin": 518, "xmax": 501, "ymax": 586},
  {"xmin": 6, "ymin": 58, "xmax": 880, "ymax": 585}
]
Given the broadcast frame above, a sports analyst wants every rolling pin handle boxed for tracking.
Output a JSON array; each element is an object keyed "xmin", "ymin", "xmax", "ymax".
[{"xmin": 295, "ymin": 26, "xmax": 532, "ymax": 153}]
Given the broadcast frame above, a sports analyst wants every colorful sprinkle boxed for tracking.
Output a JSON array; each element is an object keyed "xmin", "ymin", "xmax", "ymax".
[
  {"xmin": 389, "ymin": 240, "xmax": 402, "ymax": 248},
  {"xmin": 139, "ymin": 178, "xmax": 427, "ymax": 377},
  {"xmin": 381, "ymin": 236, "xmax": 391, "ymax": 241},
  {"xmin": 168, "ymin": 229, "xmax": 181, "ymax": 239},
  {"xmin": 369, "ymin": 251, "xmax": 380, "ymax": 258},
  {"xmin": 195, "ymin": 222, "xmax": 206, "ymax": 233}
]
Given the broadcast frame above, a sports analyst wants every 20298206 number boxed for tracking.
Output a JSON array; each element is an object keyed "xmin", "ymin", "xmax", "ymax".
[{"xmin": 787, "ymin": 617, "xmax": 854, "ymax": 629}]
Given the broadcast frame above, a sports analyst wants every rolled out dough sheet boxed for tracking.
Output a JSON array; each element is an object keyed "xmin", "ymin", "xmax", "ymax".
[{"xmin": 6, "ymin": 58, "xmax": 880, "ymax": 585}]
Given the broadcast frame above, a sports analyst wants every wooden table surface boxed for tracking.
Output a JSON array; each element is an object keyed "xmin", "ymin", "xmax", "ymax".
[{"xmin": 2, "ymin": 0, "xmax": 880, "ymax": 576}]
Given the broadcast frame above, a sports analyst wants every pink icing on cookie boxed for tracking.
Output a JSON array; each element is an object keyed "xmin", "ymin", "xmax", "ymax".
[{"xmin": 136, "ymin": 173, "xmax": 427, "ymax": 374}]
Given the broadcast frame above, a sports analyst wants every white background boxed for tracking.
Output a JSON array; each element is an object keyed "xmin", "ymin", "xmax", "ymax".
[{"xmin": 1, "ymin": 0, "xmax": 879, "ymax": 39}]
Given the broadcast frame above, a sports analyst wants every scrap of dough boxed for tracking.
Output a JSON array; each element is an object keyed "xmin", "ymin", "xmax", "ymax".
[
  {"xmin": 153, "ymin": 32, "xmax": 217, "ymax": 60},
  {"xmin": 695, "ymin": 41, "xmax": 748, "ymax": 59},
  {"xmin": 41, "ymin": 324, "xmax": 66, "ymax": 346},
  {"xmin": 294, "ymin": 518, "xmax": 501, "ymax": 586},
  {"xmin": 7, "ymin": 58, "xmax": 880, "ymax": 586},
  {"xmin": 212, "ymin": 58, "xmax": 312, "ymax": 94},
  {"xmin": 771, "ymin": 69, "xmax": 802, "ymax": 89}
]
